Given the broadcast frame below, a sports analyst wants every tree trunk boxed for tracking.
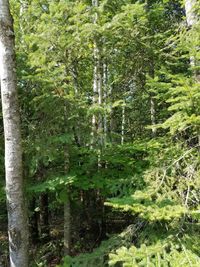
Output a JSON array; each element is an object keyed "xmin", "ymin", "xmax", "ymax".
[
  {"xmin": 19, "ymin": 0, "xmax": 28, "ymax": 35},
  {"xmin": 39, "ymin": 192, "xmax": 50, "ymax": 240},
  {"xmin": 30, "ymin": 197, "xmax": 39, "ymax": 244},
  {"xmin": 185, "ymin": 0, "xmax": 197, "ymax": 27},
  {"xmin": 150, "ymin": 97, "xmax": 156, "ymax": 137},
  {"xmin": 185, "ymin": 0, "xmax": 200, "ymax": 82},
  {"xmin": 121, "ymin": 103, "xmax": 125, "ymax": 145},
  {"xmin": 149, "ymin": 60, "xmax": 157, "ymax": 137},
  {"xmin": 103, "ymin": 63, "xmax": 108, "ymax": 144},
  {"xmin": 109, "ymin": 84, "xmax": 114, "ymax": 143},
  {"xmin": 185, "ymin": 0, "xmax": 200, "ymax": 144},
  {"xmin": 64, "ymin": 191, "xmax": 71, "ymax": 255},
  {"xmin": 91, "ymin": 0, "xmax": 102, "ymax": 149},
  {"xmin": 63, "ymin": 104, "xmax": 71, "ymax": 255},
  {"xmin": 63, "ymin": 153, "xmax": 71, "ymax": 255},
  {"xmin": 0, "ymin": 1, "xmax": 29, "ymax": 266}
]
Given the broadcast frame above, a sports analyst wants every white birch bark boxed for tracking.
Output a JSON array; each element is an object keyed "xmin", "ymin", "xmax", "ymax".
[
  {"xmin": 149, "ymin": 60, "xmax": 157, "ymax": 137},
  {"xmin": 91, "ymin": 50, "xmax": 98, "ymax": 147},
  {"xmin": 91, "ymin": 0, "xmax": 103, "ymax": 149},
  {"xmin": 185, "ymin": 0, "xmax": 200, "ymax": 144},
  {"xmin": 71, "ymin": 64, "xmax": 78, "ymax": 95},
  {"xmin": 185, "ymin": 0, "xmax": 200, "ymax": 81},
  {"xmin": 185, "ymin": 0, "xmax": 197, "ymax": 27},
  {"xmin": 150, "ymin": 97, "xmax": 156, "ymax": 137},
  {"xmin": 92, "ymin": 0, "xmax": 104, "ymax": 169},
  {"xmin": 19, "ymin": 0, "xmax": 28, "ymax": 35},
  {"xmin": 109, "ymin": 83, "xmax": 114, "ymax": 142},
  {"xmin": 121, "ymin": 103, "xmax": 125, "ymax": 145},
  {"xmin": 98, "ymin": 59, "xmax": 103, "ymax": 148},
  {"xmin": 103, "ymin": 63, "xmax": 108, "ymax": 144},
  {"xmin": 0, "ymin": 1, "xmax": 29, "ymax": 266}
]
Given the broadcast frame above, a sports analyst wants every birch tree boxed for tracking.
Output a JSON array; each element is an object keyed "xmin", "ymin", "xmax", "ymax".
[
  {"xmin": 91, "ymin": 0, "xmax": 103, "ymax": 149},
  {"xmin": 185, "ymin": 0, "xmax": 200, "ymax": 81},
  {"xmin": 185, "ymin": 0, "xmax": 198, "ymax": 27},
  {"xmin": 185, "ymin": 0, "xmax": 200, "ymax": 143},
  {"xmin": 121, "ymin": 102, "xmax": 125, "ymax": 145},
  {"xmin": 0, "ymin": 0, "xmax": 29, "ymax": 266}
]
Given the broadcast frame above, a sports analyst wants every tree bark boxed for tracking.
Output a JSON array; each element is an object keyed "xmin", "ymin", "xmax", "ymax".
[
  {"xmin": 30, "ymin": 197, "xmax": 39, "ymax": 244},
  {"xmin": 103, "ymin": 63, "xmax": 108, "ymax": 144},
  {"xmin": 185, "ymin": 0, "xmax": 200, "ymax": 144},
  {"xmin": 39, "ymin": 192, "xmax": 50, "ymax": 240},
  {"xmin": 64, "ymin": 190, "xmax": 71, "ymax": 255},
  {"xmin": 185, "ymin": 0, "xmax": 197, "ymax": 27},
  {"xmin": 149, "ymin": 61, "xmax": 156, "ymax": 137},
  {"xmin": 63, "ymin": 103, "xmax": 71, "ymax": 255},
  {"xmin": 121, "ymin": 103, "xmax": 125, "ymax": 145},
  {"xmin": 0, "ymin": 1, "xmax": 29, "ymax": 266},
  {"xmin": 150, "ymin": 96, "xmax": 156, "ymax": 137},
  {"xmin": 63, "ymin": 151, "xmax": 71, "ymax": 255},
  {"xmin": 91, "ymin": 0, "xmax": 102, "ymax": 149},
  {"xmin": 185, "ymin": 0, "xmax": 200, "ymax": 82}
]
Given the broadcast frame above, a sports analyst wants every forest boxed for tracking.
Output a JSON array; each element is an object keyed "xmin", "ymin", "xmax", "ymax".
[{"xmin": 0, "ymin": 0, "xmax": 200, "ymax": 266}]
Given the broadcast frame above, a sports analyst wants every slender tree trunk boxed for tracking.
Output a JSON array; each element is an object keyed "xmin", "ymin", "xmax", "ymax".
[
  {"xmin": 97, "ymin": 55, "xmax": 103, "ymax": 167},
  {"xmin": 70, "ymin": 60, "xmax": 81, "ymax": 146},
  {"xmin": 0, "ymin": 1, "xmax": 29, "ymax": 266},
  {"xmin": 91, "ymin": 40, "xmax": 98, "ymax": 148},
  {"xmin": 185, "ymin": 0, "xmax": 200, "ymax": 82},
  {"xmin": 63, "ymin": 152, "xmax": 71, "ymax": 255},
  {"xmin": 91, "ymin": 0, "xmax": 102, "ymax": 149},
  {"xmin": 109, "ymin": 84, "xmax": 114, "ymax": 143},
  {"xmin": 149, "ymin": 60, "xmax": 157, "ymax": 137},
  {"xmin": 64, "ymin": 189, "xmax": 71, "ymax": 255},
  {"xmin": 185, "ymin": 0, "xmax": 197, "ymax": 27},
  {"xmin": 91, "ymin": 0, "xmax": 104, "ymax": 171},
  {"xmin": 98, "ymin": 60, "xmax": 103, "ymax": 148},
  {"xmin": 63, "ymin": 103, "xmax": 71, "ymax": 255},
  {"xmin": 30, "ymin": 197, "xmax": 39, "ymax": 244},
  {"xmin": 185, "ymin": 0, "xmax": 200, "ymax": 144},
  {"xmin": 39, "ymin": 192, "xmax": 49, "ymax": 239},
  {"xmin": 121, "ymin": 102, "xmax": 125, "ymax": 145},
  {"xmin": 103, "ymin": 63, "xmax": 108, "ymax": 144},
  {"xmin": 69, "ymin": 57, "xmax": 79, "ymax": 95},
  {"xmin": 150, "ymin": 97, "xmax": 156, "ymax": 137},
  {"xmin": 19, "ymin": 0, "xmax": 27, "ymax": 26}
]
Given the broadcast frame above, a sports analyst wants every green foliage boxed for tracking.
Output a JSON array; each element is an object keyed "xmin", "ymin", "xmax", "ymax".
[
  {"xmin": 3, "ymin": 1, "xmax": 200, "ymax": 267},
  {"xmin": 57, "ymin": 225, "xmax": 136, "ymax": 267},
  {"xmin": 104, "ymin": 137, "xmax": 199, "ymax": 266},
  {"xmin": 106, "ymin": 194, "xmax": 187, "ymax": 222},
  {"xmin": 109, "ymin": 239, "xmax": 200, "ymax": 267},
  {"xmin": 162, "ymin": 77, "xmax": 200, "ymax": 135}
]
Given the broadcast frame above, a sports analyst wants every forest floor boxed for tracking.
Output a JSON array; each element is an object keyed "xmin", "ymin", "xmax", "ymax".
[
  {"xmin": 0, "ymin": 228, "xmax": 8, "ymax": 267},
  {"xmin": 0, "ymin": 210, "xmax": 133, "ymax": 266}
]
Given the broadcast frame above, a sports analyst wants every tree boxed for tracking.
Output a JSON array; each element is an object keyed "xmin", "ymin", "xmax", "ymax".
[
  {"xmin": 185, "ymin": 0, "xmax": 200, "ymax": 81},
  {"xmin": 185, "ymin": 0, "xmax": 197, "ymax": 27},
  {"xmin": 0, "ymin": 0, "xmax": 29, "ymax": 266},
  {"xmin": 1, "ymin": 1, "xmax": 199, "ymax": 266}
]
